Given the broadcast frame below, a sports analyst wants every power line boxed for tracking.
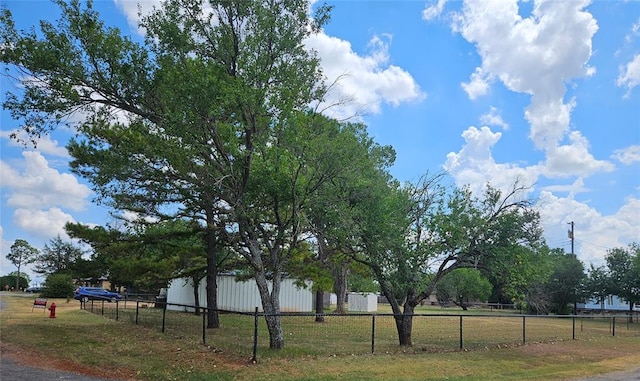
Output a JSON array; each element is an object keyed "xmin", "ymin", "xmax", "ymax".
[{"xmin": 575, "ymin": 239, "xmax": 614, "ymax": 251}]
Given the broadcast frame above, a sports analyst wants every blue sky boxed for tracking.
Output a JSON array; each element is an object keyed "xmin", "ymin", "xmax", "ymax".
[{"xmin": 1, "ymin": 0, "xmax": 639, "ymax": 285}]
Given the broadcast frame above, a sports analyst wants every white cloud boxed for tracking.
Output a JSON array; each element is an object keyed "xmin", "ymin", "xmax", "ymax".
[
  {"xmin": 612, "ymin": 145, "xmax": 640, "ymax": 165},
  {"xmin": 455, "ymin": 0, "xmax": 597, "ymax": 99},
  {"xmin": 541, "ymin": 177, "xmax": 588, "ymax": 198},
  {"xmin": 542, "ymin": 131, "xmax": 615, "ymax": 178},
  {"xmin": 306, "ymin": 33, "xmax": 425, "ymax": 120},
  {"xmin": 452, "ymin": 0, "xmax": 609, "ymax": 179},
  {"xmin": 461, "ymin": 67, "xmax": 491, "ymax": 100},
  {"xmin": 0, "ymin": 129, "xmax": 69, "ymax": 157},
  {"xmin": 13, "ymin": 208, "xmax": 75, "ymax": 239},
  {"xmin": 617, "ymin": 54, "xmax": 640, "ymax": 97},
  {"xmin": 538, "ymin": 192, "xmax": 640, "ymax": 265},
  {"xmin": 479, "ymin": 106, "xmax": 509, "ymax": 130},
  {"xmin": 423, "ymin": 0, "xmax": 448, "ymax": 21},
  {"xmin": 444, "ymin": 126, "xmax": 540, "ymax": 195},
  {"xmin": 625, "ymin": 17, "xmax": 640, "ymax": 44},
  {"xmin": 0, "ymin": 151, "xmax": 91, "ymax": 211},
  {"xmin": 113, "ymin": 0, "xmax": 160, "ymax": 33}
]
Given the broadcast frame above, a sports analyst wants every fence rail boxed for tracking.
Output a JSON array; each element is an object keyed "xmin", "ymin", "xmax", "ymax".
[{"xmin": 81, "ymin": 300, "xmax": 640, "ymax": 361}]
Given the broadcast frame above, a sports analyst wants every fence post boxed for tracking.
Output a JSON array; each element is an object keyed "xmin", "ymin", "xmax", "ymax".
[
  {"xmin": 135, "ymin": 300, "xmax": 139, "ymax": 325},
  {"xmin": 522, "ymin": 316, "xmax": 526, "ymax": 345},
  {"xmin": 612, "ymin": 317, "xmax": 615, "ymax": 337},
  {"xmin": 116, "ymin": 300, "xmax": 119, "ymax": 321},
  {"xmin": 572, "ymin": 316, "xmax": 575, "ymax": 340},
  {"xmin": 371, "ymin": 314, "xmax": 376, "ymax": 354},
  {"xmin": 459, "ymin": 316, "xmax": 463, "ymax": 350},
  {"xmin": 101, "ymin": 300, "xmax": 105, "ymax": 315},
  {"xmin": 202, "ymin": 309, "xmax": 206, "ymax": 345},
  {"xmin": 161, "ymin": 301, "xmax": 167, "ymax": 333},
  {"xmin": 252, "ymin": 307, "xmax": 259, "ymax": 363}
]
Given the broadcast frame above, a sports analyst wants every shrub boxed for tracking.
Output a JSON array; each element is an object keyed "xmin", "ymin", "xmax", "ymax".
[{"xmin": 41, "ymin": 274, "xmax": 75, "ymax": 298}]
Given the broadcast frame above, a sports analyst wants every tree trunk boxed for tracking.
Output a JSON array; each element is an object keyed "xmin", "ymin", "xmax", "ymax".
[
  {"xmin": 206, "ymin": 255, "xmax": 219, "ymax": 328},
  {"xmin": 315, "ymin": 288, "xmax": 325, "ymax": 323},
  {"xmin": 255, "ymin": 271, "xmax": 284, "ymax": 349},
  {"xmin": 15, "ymin": 263, "xmax": 21, "ymax": 291},
  {"xmin": 395, "ymin": 303, "xmax": 415, "ymax": 346},
  {"xmin": 332, "ymin": 264, "xmax": 348, "ymax": 314},
  {"xmin": 205, "ymin": 220, "xmax": 219, "ymax": 328},
  {"xmin": 192, "ymin": 275, "xmax": 201, "ymax": 316},
  {"xmin": 629, "ymin": 302, "xmax": 635, "ymax": 324}
]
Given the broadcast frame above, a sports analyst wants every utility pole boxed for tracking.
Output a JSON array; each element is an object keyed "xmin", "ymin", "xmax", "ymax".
[
  {"xmin": 567, "ymin": 221, "xmax": 574, "ymax": 256},
  {"xmin": 567, "ymin": 221, "xmax": 577, "ymax": 315}
]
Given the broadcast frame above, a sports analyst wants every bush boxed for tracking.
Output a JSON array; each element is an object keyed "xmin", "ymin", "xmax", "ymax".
[
  {"xmin": 0, "ymin": 274, "xmax": 29, "ymax": 291},
  {"xmin": 41, "ymin": 274, "xmax": 75, "ymax": 298}
]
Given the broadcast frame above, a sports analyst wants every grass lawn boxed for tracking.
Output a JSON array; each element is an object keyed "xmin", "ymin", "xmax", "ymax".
[{"xmin": 1, "ymin": 292, "xmax": 639, "ymax": 381}]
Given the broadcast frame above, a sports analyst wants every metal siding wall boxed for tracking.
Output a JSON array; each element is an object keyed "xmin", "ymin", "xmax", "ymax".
[{"xmin": 166, "ymin": 275, "xmax": 313, "ymax": 312}]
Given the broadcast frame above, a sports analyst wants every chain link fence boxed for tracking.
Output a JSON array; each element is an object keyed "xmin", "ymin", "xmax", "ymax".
[{"xmin": 81, "ymin": 300, "xmax": 640, "ymax": 360}]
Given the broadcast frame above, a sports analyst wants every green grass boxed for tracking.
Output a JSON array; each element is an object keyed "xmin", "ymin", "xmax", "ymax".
[
  {"xmin": 88, "ymin": 300, "xmax": 639, "ymax": 357},
  {"xmin": 1, "ymin": 293, "xmax": 639, "ymax": 381}
]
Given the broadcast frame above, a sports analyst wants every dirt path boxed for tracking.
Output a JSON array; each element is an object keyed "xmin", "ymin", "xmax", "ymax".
[{"xmin": 573, "ymin": 368, "xmax": 640, "ymax": 381}]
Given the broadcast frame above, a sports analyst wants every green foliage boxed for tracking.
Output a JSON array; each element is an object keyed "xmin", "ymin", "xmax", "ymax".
[
  {"xmin": 5, "ymin": 239, "xmax": 39, "ymax": 291},
  {"xmin": 0, "ymin": 274, "xmax": 29, "ymax": 290},
  {"xmin": 66, "ymin": 219, "xmax": 208, "ymax": 292},
  {"xmin": 436, "ymin": 268, "xmax": 492, "ymax": 310},
  {"xmin": 544, "ymin": 249, "xmax": 586, "ymax": 315},
  {"xmin": 585, "ymin": 264, "xmax": 611, "ymax": 309},
  {"xmin": 605, "ymin": 243, "xmax": 640, "ymax": 310},
  {"xmin": 33, "ymin": 235, "xmax": 84, "ymax": 276},
  {"xmin": 41, "ymin": 273, "xmax": 75, "ymax": 298}
]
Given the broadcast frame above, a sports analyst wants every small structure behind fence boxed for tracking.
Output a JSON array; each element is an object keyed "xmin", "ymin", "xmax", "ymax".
[{"xmin": 81, "ymin": 300, "xmax": 640, "ymax": 362}]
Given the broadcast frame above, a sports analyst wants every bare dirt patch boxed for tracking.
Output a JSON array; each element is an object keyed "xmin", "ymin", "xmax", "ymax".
[{"xmin": 0, "ymin": 342, "xmax": 137, "ymax": 380}]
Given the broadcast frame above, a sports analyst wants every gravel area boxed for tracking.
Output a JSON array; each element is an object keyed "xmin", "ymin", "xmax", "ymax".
[{"xmin": 0, "ymin": 357, "xmax": 121, "ymax": 381}]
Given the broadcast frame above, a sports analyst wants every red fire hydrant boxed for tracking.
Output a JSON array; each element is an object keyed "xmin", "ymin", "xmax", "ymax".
[{"xmin": 48, "ymin": 302, "xmax": 56, "ymax": 318}]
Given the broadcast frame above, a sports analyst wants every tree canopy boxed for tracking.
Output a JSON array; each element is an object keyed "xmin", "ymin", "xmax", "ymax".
[{"xmin": 5, "ymin": 239, "xmax": 39, "ymax": 291}]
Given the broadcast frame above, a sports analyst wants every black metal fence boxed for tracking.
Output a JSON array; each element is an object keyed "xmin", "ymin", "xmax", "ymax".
[{"xmin": 81, "ymin": 300, "xmax": 640, "ymax": 361}]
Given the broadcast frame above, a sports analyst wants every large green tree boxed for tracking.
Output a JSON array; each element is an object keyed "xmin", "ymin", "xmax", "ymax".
[
  {"xmin": 605, "ymin": 243, "xmax": 640, "ymax": 321},
  {"xmin": 33, "ymin": 235, "xmax": 84, "ymax": 277},
  {"xmin": 544, "ymin": 249, "xmax": 586, "ymax": 315},
  {"xmin": 1, "ymin": 0, "xmax": 340, "ymax": 349},
  {"xmin": 5, "ymin": 239, "xmax": 39, "ymax": 291},
  {"xmin": 350, "ymin": 179, "xmax": 543, "ymax": 346},
  {"xmin": 436, "ymin": 268, "xmax": 492, "ymax": 310},
  {"xmin": 585, "ymin": 264, "xmax": 611, "ymax": 311}
]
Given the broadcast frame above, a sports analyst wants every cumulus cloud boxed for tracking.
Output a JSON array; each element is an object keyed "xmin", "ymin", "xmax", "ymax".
[
  {"xmin": 0, "ymin": 151, "xmax": 91, "ymax": 211},
  {"xmin": 461, "ymin": 67, "xmax": 491, "ymax": 100},
  {"xmin": 0, "ymin": 129, "xmax": 69, "ymax": 157},
  {"xmin": 444, "ymin": 126, "xmax": 540, "ymax": 195},
  {"xmin": 542, "ymin": 131, "xmax": 615, "ymax": 178},
  {"xmin": 612, "ymin": 145, "xmax": 640, "ymax": 165},
  {"xmin": 538, "ymin": 192, "xmax": 640, "ymax": 265},
  {"xmin": 479, "ymin": 107, "xmax": 509, "ymax": 130},
  {"xmin": 617, "ymin": 54, "xmax": 640, "ymax": 97},
  {"xmin": 13, "ymin": 208, "xmax": 75, "ymax": 239},
  {"xmin": 452, "ymin": 0, "xmax": 604, "ymax": 177},
  {"xmin": 307, "ymin": 33, "xmax": 425, "ymax": 119}
]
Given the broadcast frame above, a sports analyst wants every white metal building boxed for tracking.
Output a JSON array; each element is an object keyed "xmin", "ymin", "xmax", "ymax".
[
  {"xmin": 166, "ymin": 274, "xmax": 313, "ymax": 313},
  {"xmin": 578, "ymin": 295, "xmax": 638, "ymax": 311}
]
